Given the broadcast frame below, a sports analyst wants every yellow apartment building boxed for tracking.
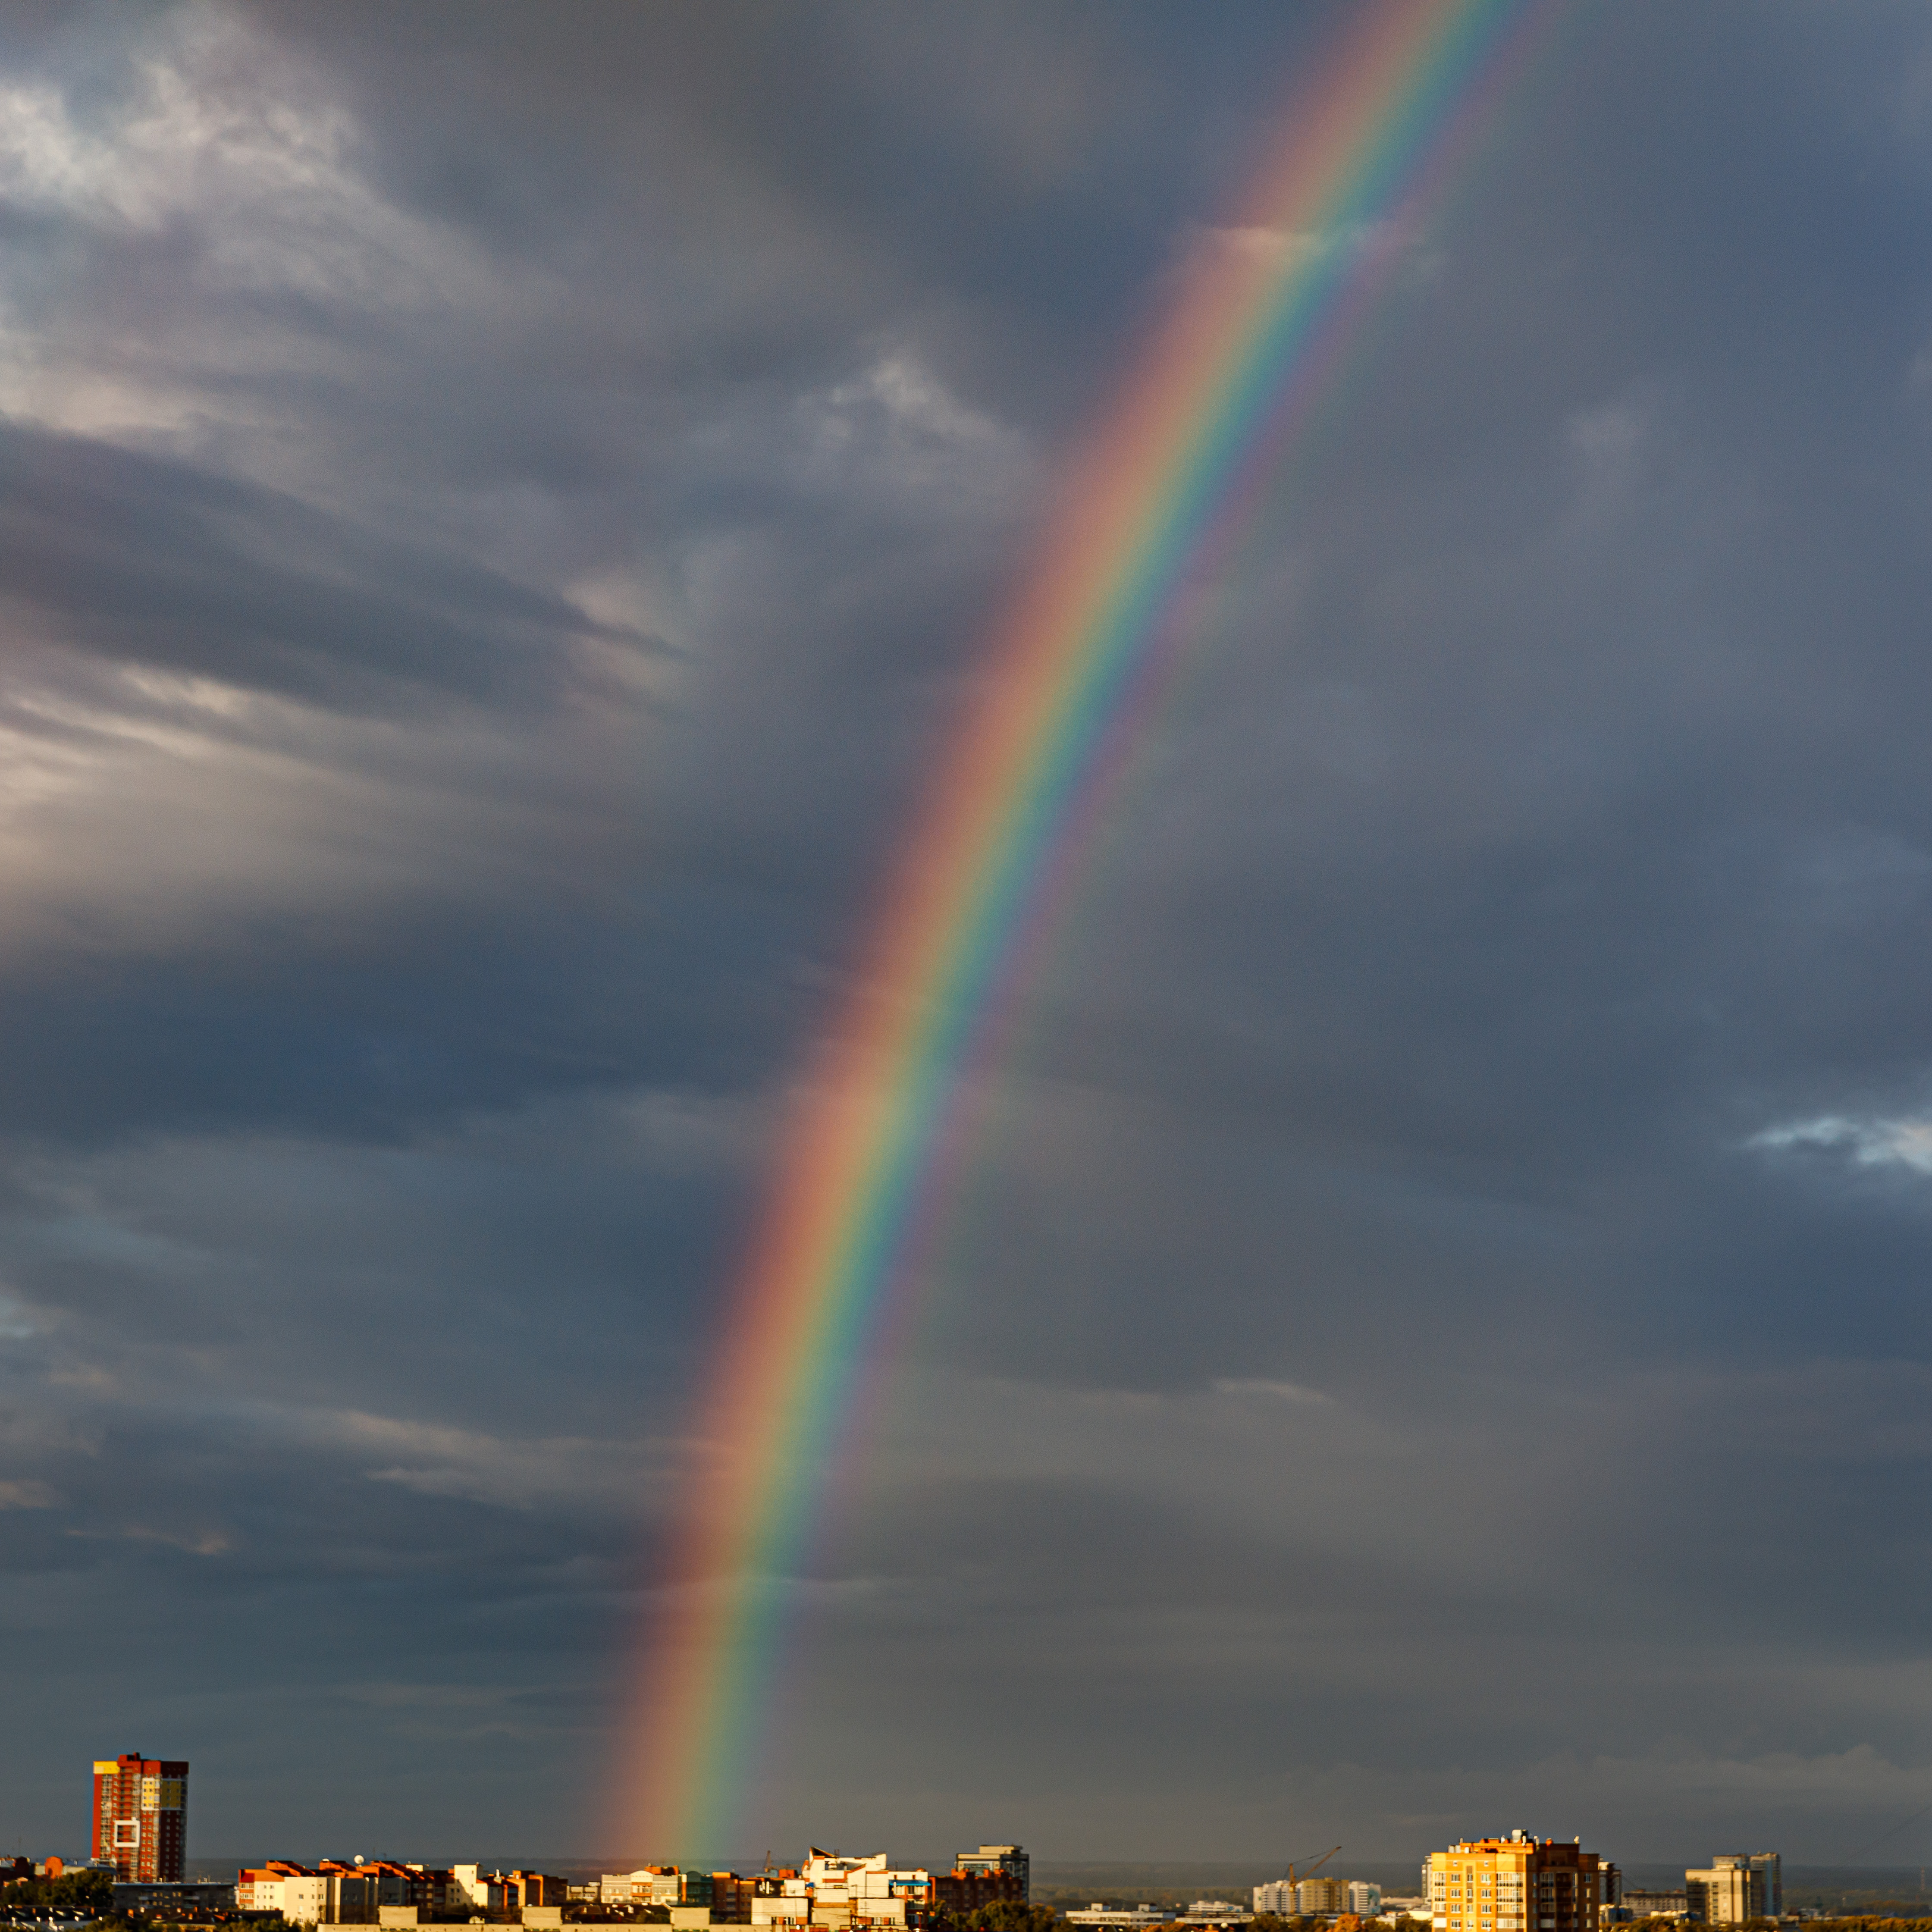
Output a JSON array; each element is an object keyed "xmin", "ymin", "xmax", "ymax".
[{"xmin": 1427, "ymin": 1834, "xmax": 1614, "ymax": 1932}]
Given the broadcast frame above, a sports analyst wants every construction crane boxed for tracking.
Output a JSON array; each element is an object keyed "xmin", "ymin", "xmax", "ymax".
[{"xmin": 1279, "ymin": 1848, "xmax": 1343, "ymax": 1892}]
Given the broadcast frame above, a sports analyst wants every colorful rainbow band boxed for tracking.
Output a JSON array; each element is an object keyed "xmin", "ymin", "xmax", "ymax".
[{"xmin": 620, "ymin": 0, "xmax": 1546, "ymax": 1863}]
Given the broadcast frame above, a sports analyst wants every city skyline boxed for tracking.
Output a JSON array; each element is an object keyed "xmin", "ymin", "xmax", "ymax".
[
  {"xmin": 15, "ymin": 1803, "xmax": 1922, "ymax": 1929},
  {"xmin": 0, "ymin": 1770, "xmax": 1896, "ymax": 1898}
]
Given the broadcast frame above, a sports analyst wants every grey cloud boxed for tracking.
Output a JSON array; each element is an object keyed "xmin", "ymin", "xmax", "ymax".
[
  {"xmin": 0, "ymin": 421, "xmax": 631, "ymax": 710},
  {"xmin": 6, "ymin": 0, "xmax": 1932, "ymax": 1880}
]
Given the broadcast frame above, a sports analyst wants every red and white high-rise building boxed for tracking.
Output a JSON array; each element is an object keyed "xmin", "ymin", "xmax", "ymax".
[{"xmin": 91, "ymin": 1753, "xmax": 188, "ymax": 1882}]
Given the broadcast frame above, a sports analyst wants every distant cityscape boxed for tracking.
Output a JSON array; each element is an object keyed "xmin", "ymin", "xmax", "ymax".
[{"xmin": 0, "ymin": 1760, "xmax": 1916, "ymax": 1932}]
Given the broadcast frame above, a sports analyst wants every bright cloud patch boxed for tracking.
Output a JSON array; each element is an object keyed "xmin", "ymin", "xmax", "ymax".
[{"xmin": 1751, "ymin": 1114, "xmax": 1932, "ymax": 1175}]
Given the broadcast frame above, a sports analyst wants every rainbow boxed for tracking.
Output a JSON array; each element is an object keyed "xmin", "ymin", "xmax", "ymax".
[{"xmin": 621, "ymin": 0, "xmax": 1547, "ymax": 1862}]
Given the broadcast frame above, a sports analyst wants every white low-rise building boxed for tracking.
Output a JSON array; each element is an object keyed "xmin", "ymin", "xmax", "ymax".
[
  {"xmin": 753, "ymin": 1888, "xmax": 813, "ymax": 1928},
  {"xmin": 747, "ymin": 1852, "xmax": 934, "ymax": 1928},
  {"xmin": 254, "ymin": 1876, "xmax": 330, "ymax": 1924},
  {"xmin": 601, "ymin": 1868, "xmax": 691, "ymax": 1908},
  {"xmin": 236, "ymin": 1869, "xmax": 376, "ymax": 1924}
]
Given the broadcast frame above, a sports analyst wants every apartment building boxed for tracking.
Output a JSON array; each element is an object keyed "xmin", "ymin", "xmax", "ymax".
[
  {"xmin": 236, "ymin": 1865, "xmax": 376, "ymax": 1924},
  {"xmin": 712, "ymin": 1873, "xmax": 759, "ymax": 1923},
  {"xmin": 1427, "ymin": 1833, "xmax": 1610, "ymax": 1932},
  {"xmin": 329, "ymin": 1861, "xmax": 461, "ymax": 1916},
  {"xmin": 750, "ymin": 1851, "xmax": 942, "ymax": 1929},
  {"xmin": 1684, "ymin": 1857, "xmax": 1779, "ymax": 1925},
  {"xmin": 1298, "ymin": 1880, "xmax": 1348, "ymax": 1917},
  {"xmin": 91, "ymin": 1753, "xmax": 188, "ymax": 1882},
  {"xmin": 952, "ymin": 1849, "xmax": 1029, "ymax": 1902},
  {"xmin": 601, "ymin": 1867, "xmax": 715, "ymax": 1909}
]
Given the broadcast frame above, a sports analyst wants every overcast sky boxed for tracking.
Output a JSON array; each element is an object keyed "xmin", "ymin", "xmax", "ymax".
[{"xmin": 5, "ymin": 0, "xmax": 1932, "ymax": 1878}]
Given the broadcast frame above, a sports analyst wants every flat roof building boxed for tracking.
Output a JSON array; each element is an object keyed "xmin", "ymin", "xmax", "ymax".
[
  {"xmin": 1684, "ymin": 1857, "xmax": 1778, "ymax": 1925},
  {"xmin": 1427, "ymin": 1833, "xmax": 1611, "ymax": 1932},
  {"xmin": 1620, "ymin": 1895, "xmax": 1687, "ymax": 1921},
  {"xmin": 112, "ymin": 1882, "xmax": 235, "ymax": 1915},
  {"xmin": 953, "ymin": 1849, "xmax": 1029, "ymax": 1901},
  {"xmin": 92, "ymin": 1755, "xmax": 187, "ymax": 1884}
]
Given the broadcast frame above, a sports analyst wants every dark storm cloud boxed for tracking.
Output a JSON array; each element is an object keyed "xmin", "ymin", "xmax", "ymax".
[
  {"xmin": 3, "ymin": 0, "xmax": 1932, "ymax": 1880},
  {"xmin": 0, "ymin": 421, "xmax": 630, "ymax": 708}
]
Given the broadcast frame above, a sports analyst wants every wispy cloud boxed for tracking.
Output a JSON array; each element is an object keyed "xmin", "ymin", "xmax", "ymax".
[
  {"xmin": 295, "ymin": 1407, "xmax": 676, "ymax": 1515},
  {"xmin": 66, "ymin": 1521, "xmax": 228, "ymax": 1552},
  {"xmin": 1211, "ymin": 1376, "xmax": 1333, "ymax": 1404},
  {"xmin": 1750, "ymin": 1113, "xmax": 1932, "ymax": 1176}
]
